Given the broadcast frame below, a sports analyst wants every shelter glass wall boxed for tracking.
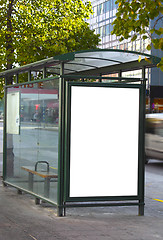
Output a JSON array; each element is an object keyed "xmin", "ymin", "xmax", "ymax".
[{"xmin": 5, "ymin": 79, "xmax": 59, "ymax": 203}]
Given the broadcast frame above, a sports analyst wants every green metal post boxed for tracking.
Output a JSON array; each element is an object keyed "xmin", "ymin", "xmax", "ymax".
[
  {"xmin": 28, "ymin": 71, "xmax": 31, "ymax": 82},
  {"xmin": 4, "ymin": 77, "xmax": 7, "ymax": 85},
  {"xmin": 3, "ymin": 87, "xmax": 7, "ymax": 181},
  {"xmin": 141, "ymin": 67, "xmax": 145, "ymax": 85},
  {"xmin": 43, "ymin": 67, "xmax": 46, "ymax": 79},
  {"xmin": 99, "ymin": 73, "xmax": 102, "ymax": 82},
  {"xmin": 16, "ymin": 74, "xmax": 19, "ymax": 84},
  {"xmin": 118, "ymin": 70, "xmax": 122, "ymax": 82},
  {"xmin": 138, "ymin": 67, "xmax": 146, "ymax": 216},
  {"xmin": 57, "ymin": 62, "xmax": 65, "ymax": 216}
]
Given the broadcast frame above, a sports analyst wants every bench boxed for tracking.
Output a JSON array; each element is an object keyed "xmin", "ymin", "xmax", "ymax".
[{"xmin": 21, "ymin": 161, "xmax": 58, "ymax": 199}]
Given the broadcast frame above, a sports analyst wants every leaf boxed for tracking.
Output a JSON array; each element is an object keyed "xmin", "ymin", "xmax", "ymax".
[
  {"xmin": 0, "ymin": 0, "xmax": 101, "ymax": 91},
  {"xmin": 131, "ymin": 35, "xmax": 137, "ymax": 41},
  {"xmin": 145, "ymin": 57, "xmax": 151, "ymax": 64},
  {"xmin": 143, "ymin": 35, "xmax": 148, "ymax": 40},
  {"xmin": 146, "ymin": 44, "xmax": 152, "ymax": 50},
  {"xmin": 138, "ymin": 55, "xmax": 142, "ymax": 62},
  {"xmin": 111, "ymin": 0, "xmax": 163, "ymax": 70}
]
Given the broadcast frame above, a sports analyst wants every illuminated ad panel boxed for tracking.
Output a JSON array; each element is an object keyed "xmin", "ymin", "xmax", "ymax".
[
  {"xmin": 69, "ymin": 85, "xmax": 140, "ymax": 198},
  {"xmin": 7, "ymin": 92, "xmax": 20, "ymax": 135}
]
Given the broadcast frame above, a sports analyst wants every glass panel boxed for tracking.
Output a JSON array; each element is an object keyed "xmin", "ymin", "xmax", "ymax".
[
  {"xmin": 113, "ymin": 0, "xmax": 117, "ymax": 9},
  {"xmin": 106, "ymin": 24, "xmax": 110, "ymax": 36},
  {"xmin": 5, "ymin": 79, "xmax": 59, "ymax": 204},
  {"xmin": 49, "ymin": 50, "xmax": 153, "ymax": 75},
  {"xmin": 97, "ymin": 3, "xmax": 103, "ymax": 15},
  {"xmin": 72, "ymin": 51, "xmax": 147, "ymax": 71},
  {"xmin": 93, "ymin": 6, "xmax": 97, "ymax": 17},
  {"xmin": 104, "ymin": 1, "xmax": 110, "ymax": 13}
]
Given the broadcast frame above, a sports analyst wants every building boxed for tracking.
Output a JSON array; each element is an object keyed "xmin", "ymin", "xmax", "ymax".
[{"xmin": 86, "ymin": 0, "xmax": 163, "ymax": 112}]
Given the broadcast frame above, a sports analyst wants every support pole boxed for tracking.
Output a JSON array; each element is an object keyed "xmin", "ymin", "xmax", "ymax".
[
  {"xmin": 139, "ymin": 203, "xmax": 144, "ymax": 216},
  {"xmin": 118, "ymin": 70, "xmax": 122, "ymax": 82},
  {"xmin": 16, "ymin": 74, "xmax": 19, "ymax": 84},
  {"xmin": 142, "ymin": 66, "xmax": 145, "ymax": 84},
  {"xmin": 99, "ymin": 73, "xmax": 102, "ymax": 82},
  {"xmin": 43, "ymin": 67, "xmax": 46, "ymax": 79},
  {"xmin": 138, "ymin": 67, "xmax": 146, "ymax": 216},
  {"xmin": 57, "ymin": 62, "xmax": 65, "ymax": 217},
  {"xmin": 28, "ymin": 71, "xmax": 31, "ymax": 82}
]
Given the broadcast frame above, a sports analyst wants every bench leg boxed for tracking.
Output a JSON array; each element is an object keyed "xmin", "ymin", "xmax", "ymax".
[
  {"xmin": 35, "ymin": 198, "xmax": 41, "ymax": 205},
  {"xmin": 44, "ymin": 178, "xmax": 50, "ymax": 198},
  {"xmin": 17, "ymin": 189, "xmax": 23, "ymax": 195},
  {"xmin": 2, "ymin": 181, "xmax": 8, "ymax": 187},
  {"xmin": 28, "ymin": 172, "xmax": 34, "ymax": 191}
]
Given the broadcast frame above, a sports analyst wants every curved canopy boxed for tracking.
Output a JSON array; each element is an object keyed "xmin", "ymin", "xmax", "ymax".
[{"xmin": 0, "ymin": 49, "xmax": 161, "ymax": 78}]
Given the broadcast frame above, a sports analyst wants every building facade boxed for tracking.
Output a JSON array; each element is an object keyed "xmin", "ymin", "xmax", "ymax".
[
  {"xmin": 87, "ymin": 0, "xmax": 151, "ymax": 53},
  {"xmin": 86, "ymin": 0, "xmax": 163, "ymax": 112}
]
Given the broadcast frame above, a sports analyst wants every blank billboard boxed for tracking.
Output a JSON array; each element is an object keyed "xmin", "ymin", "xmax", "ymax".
[{"xmin": 69, "ymin": 86, "xmax": 139, "ymax": 198}]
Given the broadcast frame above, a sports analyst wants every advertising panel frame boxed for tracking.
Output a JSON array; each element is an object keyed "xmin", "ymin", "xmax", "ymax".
[{"xmin": 64, "ymin": 81, "xmax": 145, "ymax": 215}]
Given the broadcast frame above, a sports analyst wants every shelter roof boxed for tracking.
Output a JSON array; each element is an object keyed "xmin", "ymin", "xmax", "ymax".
[{"xmin": 0, "ymin": 49, "xmax": 161, "ymax": 78}]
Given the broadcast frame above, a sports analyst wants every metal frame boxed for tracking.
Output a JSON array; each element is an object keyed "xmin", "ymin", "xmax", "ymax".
[
  {"xmin": 0, "ymin": 49, "xmax": 160, "ymax": 79},
  {"xmin": 2, "ymin": 75, "xmax": 146, "ymax": 217},
  {"xmin": 3, "ymin": 77, "xmax": 60, "ymax": 208},
  {"xmin": 1, "ymin": 49, "xmax": 149, "ymax": 217},
  {"xmin": 61, "ymin": 79, "xmax": 145, "ymax": 216}
]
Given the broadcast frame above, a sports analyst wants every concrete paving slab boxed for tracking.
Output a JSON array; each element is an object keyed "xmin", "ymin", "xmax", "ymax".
[{"xmin": 0, "ymin": 179, "xmax": 163, "ymax": 240}]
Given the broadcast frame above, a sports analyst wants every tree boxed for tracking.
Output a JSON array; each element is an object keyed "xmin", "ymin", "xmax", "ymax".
[
  {"xmin": 112, "ymin": 0, "xmax": 163, "ymax": 70},
  {"xmin": 0, "ymin": 0, "xmax": 100, "ymax": 88}
]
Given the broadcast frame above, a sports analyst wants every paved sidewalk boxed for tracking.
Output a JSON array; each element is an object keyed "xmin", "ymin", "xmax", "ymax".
[{"xmin": 0, "ymin": 179, "xmax": 163, "ymax": 240}]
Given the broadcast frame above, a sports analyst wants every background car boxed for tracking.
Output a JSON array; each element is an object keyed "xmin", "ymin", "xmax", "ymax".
[{"xmin": 145, "ymin": 113, "xmax": 163, "ymax": 163}]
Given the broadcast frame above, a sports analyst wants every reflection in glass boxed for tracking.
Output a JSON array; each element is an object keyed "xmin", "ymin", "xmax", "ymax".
[{"xmin": 6, "ymin": 79, "xmax": 59, "ymax": 204}]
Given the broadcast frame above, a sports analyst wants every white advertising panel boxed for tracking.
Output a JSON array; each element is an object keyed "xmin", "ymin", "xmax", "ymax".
[
  {"xmin": 7, "ymin": 92, "xmax": 20, "ymax": 135},
  {"xmin": 69, "ymin": 86, "xmax": 139, "ymax": 197}
]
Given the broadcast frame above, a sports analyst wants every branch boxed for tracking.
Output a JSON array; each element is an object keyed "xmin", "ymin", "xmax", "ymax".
[{"xmin": 153, "ymin": 15, "xmax": 163, "ymax": 29}]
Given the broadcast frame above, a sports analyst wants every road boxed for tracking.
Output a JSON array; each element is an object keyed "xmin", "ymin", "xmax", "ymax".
[{"xmin": 145, "ymin": 160, "xmax": 163, "ymax": 217}]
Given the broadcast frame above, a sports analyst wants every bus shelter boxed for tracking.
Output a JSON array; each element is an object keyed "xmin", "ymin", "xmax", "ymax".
[{"xmin": 0, "ymin": 49, "xmax": 161, "ymax": 216}]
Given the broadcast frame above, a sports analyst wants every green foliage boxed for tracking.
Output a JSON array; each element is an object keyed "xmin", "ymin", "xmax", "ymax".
[
  {"xmin": 0, "ymin": 0, "xmax": 100, "ymax": 98},
  {"xmin": 112, "ymin": 0, "xmax": 163, "ymax": 70}
]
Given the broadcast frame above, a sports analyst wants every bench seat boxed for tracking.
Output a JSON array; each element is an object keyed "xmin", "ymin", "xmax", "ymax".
[{"xmin": 21, "ymin": 166, "xmax": 58, "ymax": 198}]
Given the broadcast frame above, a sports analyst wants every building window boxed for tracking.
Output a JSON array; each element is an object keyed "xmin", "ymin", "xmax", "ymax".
[
  {"xmin": 98, "ymin": 26, "xmax": 106, "ymax": 37},
  {"xmin": 93, "ymin": 6, "xmax": 97, "ymax": 17},
  {"xmin": 136, "ymin": 40, "xmax": 141, "ymax": 52},
  {"xmin": 128, "ymin": 42, "xmax": 132, "ymax": 51},
  {"xmin": 119, "ymin": 44, "xmax": 124, "ymax": 50},
  {"xmin": 106, "ymin": 24, "xmax": 110, "ymax": 36},
  {"xmin": 105, "ymin": 23, "xmax": 113, "ymax": 36},
  {"xmin": 97, "ymin": 3, "xmax": 103, "ymax": 15},
  {"xmin": 113, "ymin": 0, "xmax": 117, "ymax": 10},
  {"xmin": 104, "ymin": 1, "xmax": 110, "ymax": 13},
  {"xmin": 141, "ymin": 39, "xmax": 145, "ymax": 52},
  {"xmin": 124, "ymin": 42, "xmax": 128, "ymax": 50},
  {"xmin": 103, "ymin": 26, "xmax": 106, "ymax": 36},
  {"xmin": 110, "ymin": 0, "xmax": 113, "ymax": 10}
]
